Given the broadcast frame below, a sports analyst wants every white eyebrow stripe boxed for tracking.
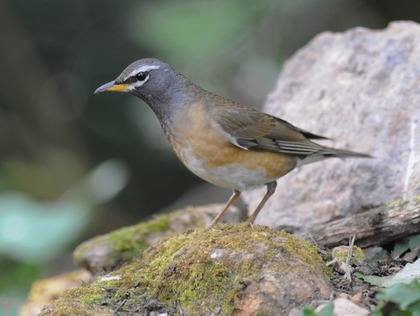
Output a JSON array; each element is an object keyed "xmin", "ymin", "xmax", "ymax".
[{"xmin": 127, "ymin": 65, "xmax": 161, "ymax": 78}]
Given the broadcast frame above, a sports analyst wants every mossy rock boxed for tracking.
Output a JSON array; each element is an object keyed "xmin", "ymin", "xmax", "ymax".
[
  {"xmin": 74, "ymin": 204, "xmax": 244, "ymax": 273},
  {"xmin": 43, "ymin": 224, "xmax": 331, "ymax": 316},
  {"xmin": 21, "ymin": 270, "xmax": 91, "ymax": 316}
]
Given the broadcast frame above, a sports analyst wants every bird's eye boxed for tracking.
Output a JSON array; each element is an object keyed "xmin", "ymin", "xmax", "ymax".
[{"xmin": 136, "ymin": 72, "xmax": 148, "ymax": 81}]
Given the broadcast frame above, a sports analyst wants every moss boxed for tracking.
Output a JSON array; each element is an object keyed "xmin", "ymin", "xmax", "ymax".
[
  {"xmin": 73, "ymin": 204, "xmax": 246, "ymax": 273},
  {"xmin": 276, "ymin": 231, "xmax": 322, "ymax": 267},
  {"xmin": 50, "ymin": 224, "xmax": 328, "ymax": 315},
  {"xmin": 107, "ymin": 213, "xmax": 171, "ymax": 256},
  {"xmin": 331, "ymin": 245, "xmax": 365, "ymax": 265},
  {"xmin": 40, "ymin": 284, "xmax": 107, "ymax": 316},
  {"xmin": 73, "ymin": 213, "xmax": 171, "ymax": 270},
  {"xmin": 352, "ymin": 246, "xmax": 365, "ymax": 264}
]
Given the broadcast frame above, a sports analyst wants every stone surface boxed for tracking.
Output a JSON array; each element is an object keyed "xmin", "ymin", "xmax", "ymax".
[
  {"xmin": 243, "ymin": 21, "xmax": 420, "ymax": 228},
  {"xmin": 74, "ymin": 203, "xmax": 245, "ymax": 273},
  {"xmin": 316, "ymin": 298, "xmax": 369, "ymax": 316},
  {"xmin": 20, "ymin": 270, "xmax": 91, "ymax": 316},
  {"xmin": 41, "ymin": 224, "xmax": 331, "ymax": 316}
]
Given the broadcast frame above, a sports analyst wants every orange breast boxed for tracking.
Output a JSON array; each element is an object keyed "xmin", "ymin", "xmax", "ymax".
[{"xmin": 169, "ymin": 103, "xmax": 296, "ymax": 184}]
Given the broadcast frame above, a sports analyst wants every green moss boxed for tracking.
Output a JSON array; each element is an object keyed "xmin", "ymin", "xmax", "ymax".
[
  {"xmin": 73, "ymin": 213, "xmax": 171, "ymax": 270},
  {"xmin": 352, "ymin": 246, "xmax": 365, "ymax": 264},
  {"xmin": 276, "ymin": 230, "xmax": 321, "ymax": 266},
  {"xmin": 51, "ymin": 224, "xmax": 328, "ymax": 315},
  {"xmin": 331, "ymin": 245, "xmax": 365, "ymax": 265},
  {"xmin": 108, "ymin": 213, "xmax": 171, "ymax": 255},
  {"xmin": 40, "ymin": 284, "xmax": 107, "ymax": 316}
]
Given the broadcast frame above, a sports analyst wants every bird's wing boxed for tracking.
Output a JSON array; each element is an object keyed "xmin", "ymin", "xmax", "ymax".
[{"xmin": 212, "ymin": 105, "xmax": 327, "ymax": 156}]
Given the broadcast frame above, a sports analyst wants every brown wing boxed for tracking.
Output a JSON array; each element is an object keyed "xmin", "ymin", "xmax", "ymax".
[{"xmin": 212, "ymin": 104, "xmax": 327, "ymax": 156}]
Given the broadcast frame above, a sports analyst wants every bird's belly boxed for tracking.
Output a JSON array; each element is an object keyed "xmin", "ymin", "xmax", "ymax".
[
  {"xmin": 168, "ymin": 102, "xmax": 296, "ymax": 191},
  {"xmin": 180, "ymin": 149, "xmax": 270, "ymax": 190},
  {"xmin": 176, "ymin": 144, "xmax": 296, "ymax": 191}
]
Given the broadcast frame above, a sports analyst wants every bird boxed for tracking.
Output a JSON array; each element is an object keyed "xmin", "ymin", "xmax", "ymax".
[{"xmin": 94, "ymin": 58, "xmax": 371, "ymax": 228}]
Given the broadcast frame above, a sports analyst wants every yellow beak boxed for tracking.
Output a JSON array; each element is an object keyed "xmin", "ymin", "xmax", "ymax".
[{"xmin": 94, "ymin": 81, "xmax": 130, "ymax": 94}]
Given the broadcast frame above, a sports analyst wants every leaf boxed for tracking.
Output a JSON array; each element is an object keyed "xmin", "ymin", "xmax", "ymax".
[
  {"xmin": 410, "ymin": 301, "xmax": 420, "ymax": 316},
  {"xmin": 302, "ymin": 302, "xmax": 334, "ymax": 316},
  {"xmin": 408, "ymin": 234, "xmax": 420, "ymax": 251},
  {"xmin": 360, "ymin": 258, "xmax": 420, "ymax": 287},
  {"xmin": 302, "ymin": 307, "xmax": 317, "ymax": 316},
  {"xmin": 378, "ymin": 281, "xmax": 420, "ymax": 309},
  {"xmin": 392, "ymin": 238, "xmax": 410, "ymax": 258},
  {"xmin": 392, "ymin": 234, "xmax": 420, "ymax": 259},
  {"xmin": 317, "ymin": 302, "xmax": 334, "ymax": 316},
  {"xmin": 376, "ymin": 280, "xmax": 420, "ymax": 316}
]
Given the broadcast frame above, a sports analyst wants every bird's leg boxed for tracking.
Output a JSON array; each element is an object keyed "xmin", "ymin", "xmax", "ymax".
[
  {"xmin": 248, "ymin": 181, "xmax": 277, "ymax": 226},
  {"xmin": 208, "ymin": 190, "xmax": 241, "ymax": 228}
]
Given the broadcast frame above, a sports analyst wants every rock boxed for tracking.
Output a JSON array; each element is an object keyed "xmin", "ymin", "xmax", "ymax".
[
  {"xmin": 20, "ymin": 270, "xmax": 91, "ymax": 316},
  {"xmin": 74, "ymin": 204, "xmax": 245, "ymax": 273},
  {"xmin": 243, "ymin": 21, "xmax": 420, "ymax": 229},
  {"xmin": 41, "ymin": 224, "xmax": 331, "ymax": 316},
  {"xmin": 316, "ymin": 298, "xmax": 369, "ymax": 316}
]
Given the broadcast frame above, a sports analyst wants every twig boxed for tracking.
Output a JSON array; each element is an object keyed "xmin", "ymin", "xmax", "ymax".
[{"xmin": 342, "ymin": 235, "xmax": 356, "ymax": 281}]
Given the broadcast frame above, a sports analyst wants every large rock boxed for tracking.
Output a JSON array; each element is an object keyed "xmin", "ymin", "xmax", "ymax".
[
  {"xmin": 40, "ymin": 225, "xmax": 331, "ymax": 316},
  {"xmin": 243, "ymin": 21, "xmax": 420, "ymax": 228}
]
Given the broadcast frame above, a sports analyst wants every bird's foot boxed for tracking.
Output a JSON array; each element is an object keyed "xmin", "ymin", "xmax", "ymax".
[
  {"xmin": 207, "ymin": 218, "xmax": 220, "ymax": 229},
  {"xmin": 247, "ymin": 219, "xmax": 257, "ymax": 230}
]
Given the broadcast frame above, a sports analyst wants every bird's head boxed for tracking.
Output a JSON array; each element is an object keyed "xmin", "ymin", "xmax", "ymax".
[{"xmin": 94, "ymin": 58, "xmax": 180, "ymax": 103}]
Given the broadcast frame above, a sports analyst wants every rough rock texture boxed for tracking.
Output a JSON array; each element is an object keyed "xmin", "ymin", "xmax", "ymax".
[
  {"xmin": 20, "ymin": 270, "xmax": 91, "ymax": 316},
  {"xmin": 74, "ymin": 204, "xmax": 245, "ymax": 273},
  {"xmin": 40, "ymin": 224, "xmax": 331, "ymax": 316},
  {"xmin": 243, "ymin": 21, "xmax": 420, "ymax": 228}
]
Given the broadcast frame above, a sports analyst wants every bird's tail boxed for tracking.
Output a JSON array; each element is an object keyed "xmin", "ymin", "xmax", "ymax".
[
  {"xmin": 319, "ymin": 146, "xmax": 373, "ymax": 159},
  {"xmin": 297, "ymin": 145, "xmax": 372, "ymax": 167}
]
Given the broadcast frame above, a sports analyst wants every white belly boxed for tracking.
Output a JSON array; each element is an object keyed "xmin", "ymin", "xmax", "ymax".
[{"xmin": 181, "ymin": 147, "xmax": 270, "ymax": 191}]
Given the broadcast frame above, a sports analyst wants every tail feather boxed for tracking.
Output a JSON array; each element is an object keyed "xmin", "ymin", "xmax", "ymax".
[
  {"xmin": 296, "ymin": 146, "xmax": 372, "ymax": 167},
  {"xmin": 320, "ymin": 147, "xmax": 373, "ymax": 159}
]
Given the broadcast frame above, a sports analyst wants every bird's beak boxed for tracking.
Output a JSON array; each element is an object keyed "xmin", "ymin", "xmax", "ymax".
[{"xmin": 94, "ymin": 81, "xmax": 130, "ymax": 94}]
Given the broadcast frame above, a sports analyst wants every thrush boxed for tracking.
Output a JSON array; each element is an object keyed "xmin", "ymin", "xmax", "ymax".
[{"xmin": 95, "ymin": 58, "xmax": 370, "ymax": 228}]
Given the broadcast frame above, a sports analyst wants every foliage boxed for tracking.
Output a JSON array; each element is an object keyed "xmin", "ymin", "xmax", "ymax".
[
  {"xmin": 358, "ymin": 259, "xmax": 420, "ymax": 288},
  {"xmin": 392, "ymin": 234, "xmax": 420, "ymax": 259},
  {"xmin": 302, "ymin": 302, "xmax": 334, "ymax": 316},
  {"xmin": 374, "ymin": 280, "xmax": 420, "ymax": 316}
]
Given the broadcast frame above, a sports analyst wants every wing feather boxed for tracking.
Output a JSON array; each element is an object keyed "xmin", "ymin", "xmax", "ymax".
[{"xmin": 212, "ymin": 104, "xmax": 326, "ymax": 157}]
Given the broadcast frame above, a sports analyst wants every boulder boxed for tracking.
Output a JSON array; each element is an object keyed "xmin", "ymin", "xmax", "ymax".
[
  {"xmin": 243, "ymin": 21, "xmax": 420, "ymax": 228},
  {"xmin": 74, "ymin": 204, "xmax": 245, "ymax": 273},
  {"xmin": 40, "ymin": 224, "xmax": 331, "ymax": 316}
]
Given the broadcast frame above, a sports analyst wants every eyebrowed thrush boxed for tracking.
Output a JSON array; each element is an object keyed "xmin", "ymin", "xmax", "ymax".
[{"xmin": 95, "ymin": 58, "xmax": 370, "ymax": 228}]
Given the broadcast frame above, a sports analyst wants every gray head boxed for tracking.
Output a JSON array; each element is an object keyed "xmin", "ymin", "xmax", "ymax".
[{"xmin": 95, "ymin": 58, "xmax": 196, "ymax": 122}]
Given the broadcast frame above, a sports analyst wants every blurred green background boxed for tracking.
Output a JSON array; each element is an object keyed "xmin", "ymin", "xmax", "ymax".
[{"xmin": 0, "ymin": 0, "xmax": 419, "ymax": 314}]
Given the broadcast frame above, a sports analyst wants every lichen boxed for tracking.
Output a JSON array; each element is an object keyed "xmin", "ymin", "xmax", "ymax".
[{"xmin": 45, "ymin": 224, "xmax": 328, "ymax": 315}]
